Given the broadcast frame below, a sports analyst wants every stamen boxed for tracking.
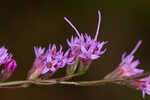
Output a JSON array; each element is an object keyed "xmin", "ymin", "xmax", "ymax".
[
  {"xmin": 94, "ymin": 10, "xmax": 101, "ymax": 41},
  {"xmin": 129, "ymin": 40, "xmax": 142, "ymax": 56},
  {"xmin": 64, "ymin": 17, "xmax": 80, "ymax": 37}
]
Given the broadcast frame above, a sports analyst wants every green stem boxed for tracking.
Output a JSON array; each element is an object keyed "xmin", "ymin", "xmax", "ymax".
[
  {"xmin": 0, "ymin": 72, "xmax": 149, "ymax": 88},
  {"xmin": 59, "ymin": 79, "xmax": 123, "ymax": 86},
  {"xmin": 0, "ymin": 73, "xmax": 81, "ymax": 87},
  {"xmin": 59, "ymin": 72, "xmax": 150, "ymax": 86},
  {"xmin": 0, "ymin": 80, "xmax": 31, "ymax": 87}
]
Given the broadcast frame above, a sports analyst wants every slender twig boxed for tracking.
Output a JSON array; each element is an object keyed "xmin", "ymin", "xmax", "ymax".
[
  {"xmin": 59, "ymin": 72, "xmax": 150, "ymax": 86},
  {"xmin": 0, "ymin": 72, "xmax": 149, "ymax": 88},
  {"xmin": 59, "ymin": 79, "xmax": 123, "ymax": 86},
  {"xmin": 0, "ymin": 80, "xmax": 31, "ymax": 87},
  {"xmin": 0, "ymin": 73, "xmax": 81, "ymax": 87}
]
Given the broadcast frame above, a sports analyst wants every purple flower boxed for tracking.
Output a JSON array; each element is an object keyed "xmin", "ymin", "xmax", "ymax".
[
  {"xmin": 1, "ymin": 59, "xmax": 17, "ymax": 80},
  {"xmin": 0, "ymin": 46, "xmax": 17, "ymax": 80},
  {"xmin": 0, "ymin": 47, "xmax": 12, "ymax": 65},
  {"xmin": 117, "ymin": 40, "xmax": 144, "ymax": 77},
  {"xmin": 4, "ymin": 59, "xmax": 17, "ymax": 73},
  {"xmin": 65, "ymin": 10, "xmax": 107, "ymax": 64},
  {"xmin": 41, "ymin": 44, "xmax": 73, "ymax": 74},
  {"xmin": 28, "ymin": 44, "xmax": 73, "ymax": 79},
  {"xmin": 34, "ymin": 46, "xmax": 45, "ymax": 59},
  {"xmin": 133, "ymin": 76, "xmax": 150, "ymax": 98}
]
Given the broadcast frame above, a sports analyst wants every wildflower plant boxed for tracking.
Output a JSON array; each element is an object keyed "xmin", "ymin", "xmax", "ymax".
[{"xmin": 0, "ymin": 10, "xmax": 149, "ymax": 99}]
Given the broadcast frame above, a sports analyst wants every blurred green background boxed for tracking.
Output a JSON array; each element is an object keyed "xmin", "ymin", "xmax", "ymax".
[{"xmin": 0, "ymin": 0, "xmax": 150, "ymax": 100}]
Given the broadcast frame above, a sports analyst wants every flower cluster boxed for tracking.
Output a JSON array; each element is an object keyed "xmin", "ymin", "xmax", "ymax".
[
  {"xmin": 104, "ymin": 40, "xmax": 150, "ymax": 98},
  {"xmin": 0, "ymin": 9, "xmax": 149, "ymax": 99},
  {"xmin": 118, "ymin": 41, "xmax": 150, "ymax": 98},
  {"xmin": 118, "ymin": 40, "xmax": 144, "ymax": 77},
  {"xmin": 65, "ymin": 10, "xmax": 107, "ymax": 64},
  {"xmin": 27, "ymin": 10, "xmax": 150, "ymax": 98},
  {"xmin": 35, "ymin": 44, "xmax": 73, "ymax": 73},
  {"xmin": 28, "ymin": 10, "xmax": 107, "ymax": 79},
  {"xmin": 27, "ymin": 44, "xmax": 74, "ymax": 80},
  {"xmin": 0, "ymin": 47, "xmax": 17, "ymax": 80}
]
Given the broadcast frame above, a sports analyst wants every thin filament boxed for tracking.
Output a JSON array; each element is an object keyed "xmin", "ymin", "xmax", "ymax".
[
  {"xmin": 94, "ymin": 10, "xmax": 101, "ymax": 41},
  {"xmin": 64, "ymin": 17, "xmax": 80, "ymax": 37},
  {"xmin": 130, "ymin": 40, "xmax": 142, "ymax": 56}
]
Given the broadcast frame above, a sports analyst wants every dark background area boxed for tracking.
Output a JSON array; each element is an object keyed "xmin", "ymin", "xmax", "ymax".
[{"xmin": 0, "ymin": 0, "xmax": 150, "ymax": 100}]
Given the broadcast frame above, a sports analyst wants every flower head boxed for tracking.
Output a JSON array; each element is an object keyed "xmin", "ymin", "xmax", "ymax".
[
  {"xmin": 28, "ymin": 44, "xmax": 73, "ymax": 80},
  {"xmin": 0, "ymin": 46, "xmax": 17, "ymax": 80},
  {"xmin": 42, "ymin": 44, "xmax": 73, "ymax": 74},
  {"xmin": 1, "ymin": 59, "xmax": 17, "ymax": 80},
  {"xmin": 137, "ymin": 76, "xmax": 150, "ymax": 98},
  {"xmin": 127, "ymin": 76, "xmax": 150, "ymax": 98},
  {"xmin": 65, "ymin": 10, "xmax": 107, "ymax": 64},
  {"xmin": 117, "ymin": 40, "xmax": 144, "ymax": 77}
]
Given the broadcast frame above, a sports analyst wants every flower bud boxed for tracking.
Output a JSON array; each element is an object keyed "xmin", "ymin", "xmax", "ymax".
[{"xmin": 1, "ymin": 59, "xmax": 17, "ymax": 81}]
